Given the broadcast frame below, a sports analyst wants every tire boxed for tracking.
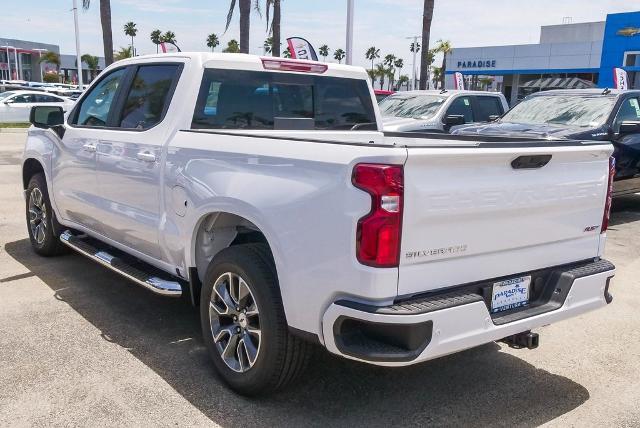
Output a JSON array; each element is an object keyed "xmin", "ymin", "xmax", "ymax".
[
  {"xmin": 200, "ymin": 243, "xmax": 312, "ymax": 396},
  {"xmin": 25, "ymin": 173, "xmax": 66, "ymax": 256}
]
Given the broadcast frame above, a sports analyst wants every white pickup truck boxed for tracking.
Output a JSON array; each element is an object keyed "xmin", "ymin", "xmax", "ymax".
[{"xmin": 22, "ymin": 53, "xmax": 616, "ymax": 395}]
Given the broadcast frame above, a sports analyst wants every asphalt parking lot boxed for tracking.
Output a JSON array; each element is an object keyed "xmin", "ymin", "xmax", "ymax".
[{"xmin": 1, "ymin": 131, "xmax": 639, "ymax": 427}]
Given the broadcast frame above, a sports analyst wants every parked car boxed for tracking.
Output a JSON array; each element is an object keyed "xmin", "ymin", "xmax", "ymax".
[
  {"xmin": 453, "ymin": 89, "xmax": 640, "ymax": 196},
  {"xmin": 23, "ymin": 53, "xmax": 615, "ymax": 395},
  {"xmin": 0, "ymin": 90, "xmax": 74, "ymax": 123},
  {"xmin": 374, "ymin": 89, "xmax": 394, "ymax": 103},
  {"xmin": 380, "ymin": 90, "xmax": 508, "ymax": 132}
]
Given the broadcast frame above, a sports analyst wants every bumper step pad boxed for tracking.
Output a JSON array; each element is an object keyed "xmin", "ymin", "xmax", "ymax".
[{"xmin": 60, "ymin": 230, "xmax": 183, "ymax": 297}]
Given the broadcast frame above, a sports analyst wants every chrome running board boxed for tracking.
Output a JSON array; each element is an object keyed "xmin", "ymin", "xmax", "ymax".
[{"xmin": 60, "ymin": 230, "xmax": 183, "ymax": 297}]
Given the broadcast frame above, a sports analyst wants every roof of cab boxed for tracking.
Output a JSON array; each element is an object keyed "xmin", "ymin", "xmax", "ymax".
[{"xmin": 109, "ymin": 52, "xmax": 369, "ymax": 80}]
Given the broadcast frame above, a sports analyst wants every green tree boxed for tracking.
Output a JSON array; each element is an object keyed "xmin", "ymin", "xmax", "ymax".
[
  {"xmin": 161, "ymin": 31, "xmax": 177, "ymax": 44},
  {"xmin": 38, "ymin": 51, "xmax": 61, "ymax": 71},
  {"xmin": 206, "ymin": 33, "xmax": 220, "ymax": 52},
  {"xmin": 365, "ymin": 47, "xmax": 380, "ymax": 74},
  {"xmin": 431, "ymin": 65, "xmax": 442, "ymax": 89},
  {"xmin": 333, "ymin": 48, "xmax": 345, "ymax": 64},
  {"xmin": 394, "ymin": 58, "xmax": 404, "ymax": 82},
  {"xmin": 375, "ymin": 63, "xmax": 386, "ymax": 89},
  {"xmin": 114, "ymin": 46, "xmax": 133, "ymax": 62},
  {"xmin": 319, "ymin": 44, "xmax": 329, "ymax": 62},
  {"xmin": 397, "ymin": 74, "xmax": 409, "ymax": 90},
  {"xmin": 150, "ymin": 29, "xmax": 162, "ymax": 53},
  {"xmin": 82, "ymin": 0, "xmax": 114, "ymax": 66},
  {"xmin": 282, "ymin": 47, "xmax": 291, "ymax": 58},
  {"xmin": 81, "ymin": 54, "xmax": 100, "ymax": 80},
  {"xmin": 264, "ymin": 0, "xmax": 282, "ymax": 57},
  {"xmin": 124, "ymin": 21, "xmax": 137, "ymax": 55},
  {"xmin": 419, "ymin": 0, "xmax": 435, "ymax": 89},
  {"xmin": 383, "ymin": 54, "xmax": 397, "ymax": 90},
  {"xmin": 366, "ymin": 69, "xmax": 377, "ymax": 83},
  {"xmin": 223, "ymin": 39, "xmax": 241, "ymax": 53},
  {"xmin": 263, "ymin": 37, "xmax": 273, "ymax": 54},
  {"xmin": 434, "ymin": 39, "xmax": 453, "ymax": 90},
  {"xmin": 478, "ymin": 76, "xmax": 494, "ymax": 90}
]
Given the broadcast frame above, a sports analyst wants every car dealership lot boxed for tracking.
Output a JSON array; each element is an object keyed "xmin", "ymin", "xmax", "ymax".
[{"xmin": 1, "ymin": 131, "xmax": 639, "ymax": 427}]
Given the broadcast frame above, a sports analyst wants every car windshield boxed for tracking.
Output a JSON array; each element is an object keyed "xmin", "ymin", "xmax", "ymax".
[
  {"xmin": 379, "ymin": 94, "xmax": 446, "ymax": 119},
  {"xmin": 0, "ymin": 92, "xmax": 16, "ymax": 101},
  {"xmin": 502, "ymin": 95, "xmax": 617, "ymax": 128}
]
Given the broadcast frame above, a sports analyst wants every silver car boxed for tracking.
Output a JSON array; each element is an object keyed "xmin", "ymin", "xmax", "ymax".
[{"xmin": 380, "ymin": 90, "xmax": 509, "ymax": 133}]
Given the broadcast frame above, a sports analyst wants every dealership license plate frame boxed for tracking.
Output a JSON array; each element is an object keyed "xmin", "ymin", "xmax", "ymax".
[{"xmin": 491, "ymin": 275, "xmax": 531, "ymax": 313}]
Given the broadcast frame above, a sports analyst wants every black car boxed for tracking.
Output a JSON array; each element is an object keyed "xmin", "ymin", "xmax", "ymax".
[{"xmin": 453, "ymin": 89, "xmax": 640, "ymax": 196}]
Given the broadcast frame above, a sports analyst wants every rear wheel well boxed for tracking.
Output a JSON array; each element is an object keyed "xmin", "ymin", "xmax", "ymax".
[
  {"xmin": 23, "ymin": 159, "xmax": 45, "ymax": 189},
  {"xmin": 192, "ymin": 212, "xmax": 274, "ymax": 297}
]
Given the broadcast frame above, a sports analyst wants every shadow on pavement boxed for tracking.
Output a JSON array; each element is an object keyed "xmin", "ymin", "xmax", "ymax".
[
  {"xmin": 610, "ymin": 194, "xmax": 640, "ymax": 227},
  {"xmin": 5, "ymin": 238, "xmax": 589, "ymax": 427}
]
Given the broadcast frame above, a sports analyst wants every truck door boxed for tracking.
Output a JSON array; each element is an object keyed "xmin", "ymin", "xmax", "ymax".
[
  {"xmin": 53, "ymin": 67, "xmax": 129, "ymax": 233},
  {"xmin": 95, "ymin": 63, "xmax": 182, "ymax": 259}
]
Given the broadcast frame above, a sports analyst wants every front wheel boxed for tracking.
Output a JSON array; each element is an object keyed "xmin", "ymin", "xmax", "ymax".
[
  {"xmin": 200, "ymin": 244, "xmax": 312, "ymax": 395},
  {"xmin": 25, "ymin": 173, "xmax": 65, "ymax": 256}
]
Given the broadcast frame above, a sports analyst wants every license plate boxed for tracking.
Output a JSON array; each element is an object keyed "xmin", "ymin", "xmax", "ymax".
[{"xmin": 491, "ymin": 276, "xmax": 531, "ymax": 313}]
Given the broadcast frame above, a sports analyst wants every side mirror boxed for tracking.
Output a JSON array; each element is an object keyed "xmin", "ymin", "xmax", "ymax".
[
  {"xmin": 488, "ymin": 114, "xmax": 501, "ymax": 122},
  {"xmin": 618, "ymin": 121, "xmax": 640, "ymax": 135},
  {"xmin": 30, "ymin": 106, "xmax": 64, "ymax": 129},
  {"xmin": 3, "ymin": 99, "xmax": 13, "ymax": 105},
  {"xmin": 444, "ymin": 114, "xmax": 466, "ymax": 127}
]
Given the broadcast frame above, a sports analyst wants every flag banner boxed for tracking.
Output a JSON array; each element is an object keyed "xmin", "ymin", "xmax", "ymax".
[
  {"xmin": 614, "ymin": 68, "xmax": 628, "ymax": 90},
  {"xmin": 286, "ymin": 37, "xmax": 319, "ymax": 61},
  {"xmin": 454, "ymin": 72, "xmax": 465, "ymax": 90},
  {"xmin": 160, "ymin": 42, "xmax": 181, "ymax": 53}
]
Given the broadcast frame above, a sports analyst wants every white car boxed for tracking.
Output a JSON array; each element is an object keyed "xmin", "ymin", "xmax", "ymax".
[
  {"xmin": 380, "ymin": 90, "xmax": 509, "ymax": 133},
  {"xmin": 22, "ymin": 53, "xmax": 615, "ymax": 395},
  {"xmin": 0, "ymin": 90, "xmax": 74, "ymax": 123}
]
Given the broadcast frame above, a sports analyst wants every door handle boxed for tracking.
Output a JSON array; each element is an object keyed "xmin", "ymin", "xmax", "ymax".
[
  {"xmin": 83, "ymin": 143, "xmax": 97, "ymax": 153},
  {"xmin": 136, "ymin": 151, "xmax": 157, "ymax": 162}
]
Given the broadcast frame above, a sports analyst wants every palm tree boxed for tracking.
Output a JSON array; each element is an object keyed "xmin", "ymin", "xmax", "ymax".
[
  {"xmin": 435, "ymin": 39, "xmax": 453, "ymax": 90},
  {"xmin": 397, "ymin": 74, "xmax": 409, "ymax": 91},
  {"xmin": 82, "ymin": 0, "xmax": 114, "ymax": 66},
  {"xmin": 263, "ymin": 37, "xmax": 273, "ymax": 54},
  {"xmin": 365, "ymin": 47, "xmax": 380, "ymax": 73},
  {"xmin": 419, "ymin": 0, "xmax": 435, "ymax": 89},
  {"xmin": 38, "ymin": 51, "xmax": 61, "ymax": 73},
  {"xmin": 224, "ymin": 0, "xmax": 253, "ymax": 54},
  {"xmin": 394, "ymin": 58, "xmax": 404, "ymax": 83},
  {"xmin": 161, "ymin": 31, "xmax": 177, "ymax": 44},
  {"xmin": 264, "ymin": 0, "xmax": 282, "ymax": 57},
  {"xmin": 81, "ymin": 54, "xmax": 99, "ymax": 80},
  {"xmin": 124, "ymin": 22, "xmax": 137, "ymax": 56},
  {"xmin": 375, "ymin": 63, "xmax": 386, "ymax": 89},
  {"xmin": 386, "ymin": 67, "xmax": 396, "ymax": 90},
  {"xmin": 319, "ymin": 45, "xmax": 329, "ymax": 62},
  {"xmin": 114, "ymin": 46, "xmax": 133, "ymax": 62},
  {"xmin": 366, "ymin": 69, "xmax": 377, "ymax": 84},
  {"xmin": 207, "ymin": 33, "xmax": 220, "ymax": 52},
  {"xmin": 478, "ymin": 76, "xmax": 494, "ymax": 90},
  {"xmin": 383, "ymin": 55, "xmax": 396, "ymax": 90},
  {"xmin": 150, "ymin": 29, "xmax": 162, "ymax": 53},
  {"xmin": 223, "ymin": 39, "xmax": 241, "ymax": 53},
  {"xmin": 334, "ymin": 48, "xmax": 346, "ymax": 64},
  {"xmin": 431, "ymin": 66, "xmax": 442, "ymax": 89},
  {"xmin": 282, "ymin": 47, "xmax": 291, "ymax": 58}
]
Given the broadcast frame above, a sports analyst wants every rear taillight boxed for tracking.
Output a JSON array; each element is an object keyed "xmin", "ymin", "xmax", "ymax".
[
  {"xmin": 352, "ymin": 164, "xmax": 404, "ymax": 267},
  {"xmin": 601, "ymin": 156, "xmax": 615, "ymax": 233},
  {"xmin": 261, "ymin": 58, "xmax": 328, "ymax": 73}
]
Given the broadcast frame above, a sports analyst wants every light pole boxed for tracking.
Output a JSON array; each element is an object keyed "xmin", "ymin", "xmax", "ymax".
[
  {"xmin": 33, "ymin": 48, "xmax": 47, "ymax": 82},
  {"xmin": 346, "ymin": 0, "xmax": 354, "ymax": 65},
  {"xmin": 72, "ymin": 0, "xmax": 84, "ymax": 88},
  {"xmin": 406, "ymin": 36, "xmax": 419, "ymax": 90}
]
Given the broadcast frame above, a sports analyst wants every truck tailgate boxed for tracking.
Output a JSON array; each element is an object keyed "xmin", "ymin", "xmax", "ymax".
[{"xmin": 398, "ymin": 140, "xmax": 612, "ymax": 297}]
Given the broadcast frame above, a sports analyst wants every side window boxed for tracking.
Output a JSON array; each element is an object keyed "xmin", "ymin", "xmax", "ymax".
[
  {"xmin": 192, "ymin": 69, "xmax": 376, "ymax": 131},
  {"xmin": 445, "ymin": 96, "xmax": 474, "ymax": 123},
  {"xmin": 614, "ymin": 97, "xmax": 640, "ymax": 133},
  {"xmin": 474, "ymin": 96, "xmax": 504, "ymax": 122},
  {"xmin": 36, "ymin": 94, "xmax": 62, "ymax": 103},
  {"xmin": 11, "ymin": 94, "xmax": 35, "ymax": 103},
  {"xmin": 119, "ymin": 64, "xmax": 181, "ymax": 130},
  {"xmin": 73, "ymin": 68, "xmax": 127, "ymax": 127}
]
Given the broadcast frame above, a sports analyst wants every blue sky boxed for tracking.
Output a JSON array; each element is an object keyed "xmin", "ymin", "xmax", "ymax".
[{"xmin": 1, "ymin": 0, "xmax": 636, "ymax": 69}]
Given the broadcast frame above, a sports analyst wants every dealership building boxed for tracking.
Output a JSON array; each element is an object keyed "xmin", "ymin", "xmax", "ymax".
[
  {"xmin": 445, "ymin": 11, "xmax": 640, "ymax": 105},
  {"xmin": 1, "ymin": 37, "xmax": 105, "ymax": 83}
]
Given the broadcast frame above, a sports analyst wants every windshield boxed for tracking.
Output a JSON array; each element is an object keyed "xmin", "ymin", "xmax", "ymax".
[
  {"xmin": 503, "ymin": 95, "xmax": 616, "ymax": 128},
  {"xmin": 0, "ymin": 91, "xmax": 16, "ymax": 100},
  {"xmin": 379, "ymin": 94, "xmax": 446, "ymax": 119}
]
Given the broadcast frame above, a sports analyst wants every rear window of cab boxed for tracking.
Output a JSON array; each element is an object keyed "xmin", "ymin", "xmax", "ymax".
[{"xmin": 191, "ymin": 69, "xmax": 377, "ymax": 131}]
